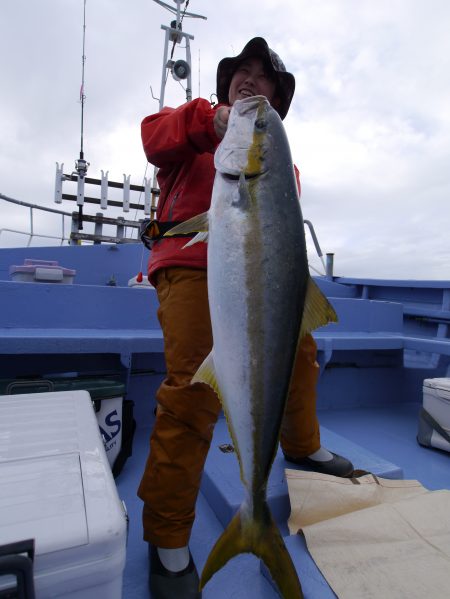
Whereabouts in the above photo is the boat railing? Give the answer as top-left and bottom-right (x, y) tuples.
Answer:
(0, 193), (72, 246)
(0, 193), (333, 276)
(304, 219), (334, 278)
(0, 193), (142, 246)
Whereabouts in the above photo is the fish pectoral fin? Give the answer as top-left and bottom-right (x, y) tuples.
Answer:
(300, 277), (338, 337)
(192, 351), (222, 401)
(200, 504), (303, 598)
(164, 211), (209, 246)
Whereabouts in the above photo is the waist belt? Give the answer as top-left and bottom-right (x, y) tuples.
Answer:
(140, 219), (193, 250)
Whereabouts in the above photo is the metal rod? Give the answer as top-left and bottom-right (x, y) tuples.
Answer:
(61, 173), (153, 193)
(304, 219), (327, 273)
(326, 253), (334, 280)
(0, 193), (72, 216)
(71, 211), (141, 228)
(62, 193), (148, 211)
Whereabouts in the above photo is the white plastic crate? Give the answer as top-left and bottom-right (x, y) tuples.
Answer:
(418, 378), (450, 453)
(0, 390), (127, 598)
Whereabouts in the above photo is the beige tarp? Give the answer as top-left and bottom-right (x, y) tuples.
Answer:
(286, 470), (450, 599)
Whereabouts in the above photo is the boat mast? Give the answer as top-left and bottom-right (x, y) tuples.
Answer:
(152, 0), (206, 110)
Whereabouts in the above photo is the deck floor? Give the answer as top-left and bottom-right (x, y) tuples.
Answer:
(116, 402), (449, 598)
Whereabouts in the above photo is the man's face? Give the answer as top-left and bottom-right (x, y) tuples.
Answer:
(228, 57), (278, 106)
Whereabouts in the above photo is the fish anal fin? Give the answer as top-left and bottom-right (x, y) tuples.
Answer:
(300, 277), (338, 338)
(192, 351), (222, 401)
(200, 503), (303, 599)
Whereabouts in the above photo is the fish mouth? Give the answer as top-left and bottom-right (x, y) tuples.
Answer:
(221, 170), (267, 181)
(233, 95), (269, 115)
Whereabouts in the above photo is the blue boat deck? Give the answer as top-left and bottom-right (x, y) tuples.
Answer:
(118, 403), (449, 598)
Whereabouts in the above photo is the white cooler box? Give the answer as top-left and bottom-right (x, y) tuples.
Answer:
(0, 390), (127, 598)
(417, 377), (450, 453)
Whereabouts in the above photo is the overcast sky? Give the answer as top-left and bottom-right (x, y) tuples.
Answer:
(2, 0), (450, 280)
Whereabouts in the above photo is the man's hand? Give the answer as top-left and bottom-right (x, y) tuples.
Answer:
(214, 106), (231, 139)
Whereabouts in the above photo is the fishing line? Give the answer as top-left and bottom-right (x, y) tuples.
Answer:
(132, 161), (149, 283)
(198, 48), (201, 97)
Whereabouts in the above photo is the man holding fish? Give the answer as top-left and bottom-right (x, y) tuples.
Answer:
(138, 37), (354, 598)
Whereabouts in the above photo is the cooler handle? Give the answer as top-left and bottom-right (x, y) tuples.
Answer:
(0, 539), (35, 599)
(5, 380), (55, 395)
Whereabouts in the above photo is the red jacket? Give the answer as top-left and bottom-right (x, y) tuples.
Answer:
(141, 98), (222, 284)
(141, 98), (301, 285)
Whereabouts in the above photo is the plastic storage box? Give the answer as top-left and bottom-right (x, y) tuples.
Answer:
(417, 377), (450, 453)
(0, 389), (127, 598)
(9, 259), (76, 284)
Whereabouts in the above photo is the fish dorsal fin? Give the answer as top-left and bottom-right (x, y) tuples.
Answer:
(192, 350), (223, 401)
(300, 277), (338, 338)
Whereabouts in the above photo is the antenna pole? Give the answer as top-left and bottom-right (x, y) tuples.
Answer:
(80, 0), (87, 161)
(74, 0), (90, 226)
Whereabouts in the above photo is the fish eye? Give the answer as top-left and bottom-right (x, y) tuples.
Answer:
(254, 118), (267, 130)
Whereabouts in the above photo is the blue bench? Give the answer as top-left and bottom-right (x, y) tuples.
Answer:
(0, 281), (164, 370)
(0, 282), (404, 362)
(315, 297), (404, 369)
(1, 281), (448, 377)
(333, 277), (450, 346)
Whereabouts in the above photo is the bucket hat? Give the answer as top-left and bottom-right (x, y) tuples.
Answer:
(216, 37), (295, 120)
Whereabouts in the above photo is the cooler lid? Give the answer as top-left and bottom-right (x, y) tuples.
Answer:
(423, 377), (450, 391)
(0, 453), (88, 554)
(0, 391), (123, 557)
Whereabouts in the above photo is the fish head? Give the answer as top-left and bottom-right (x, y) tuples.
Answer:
(214, 95), (284, 183)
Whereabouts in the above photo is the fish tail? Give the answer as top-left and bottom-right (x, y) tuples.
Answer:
(200, 503), (303, 599)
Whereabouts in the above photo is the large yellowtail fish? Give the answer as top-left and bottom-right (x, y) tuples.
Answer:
(166, 96), (337, 599)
